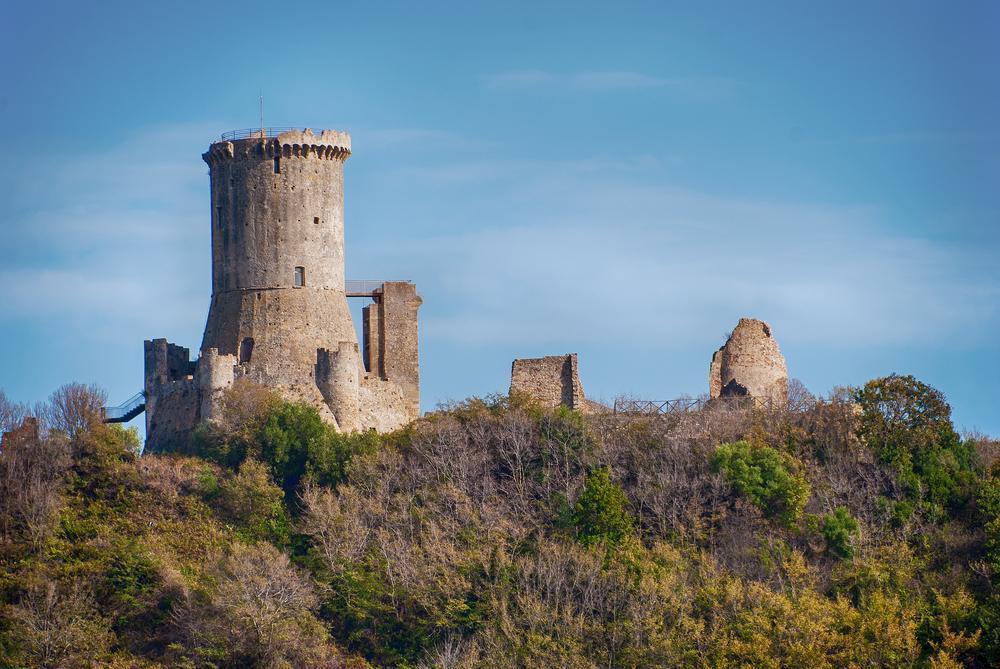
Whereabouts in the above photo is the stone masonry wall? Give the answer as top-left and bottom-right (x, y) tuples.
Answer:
(510, 354), (587, 411)
(377, 282), (421, 420)
(362, 302), (381, 375)
(144, 339), (200, 453)
(1, 417), (39, 451)
(709, 318), (788, 407)
(145, 378), (200, 453)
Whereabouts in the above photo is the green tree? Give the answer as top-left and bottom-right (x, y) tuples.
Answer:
(219, 459), (291, 544)
(194, 392), (379, 499)
(821, 506), (859, 559)
(573, 466), (635, 548)
(855, 374), (977, 510)
(711, 440), (810, 525)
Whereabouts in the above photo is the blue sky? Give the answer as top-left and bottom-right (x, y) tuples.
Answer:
(1, 0), (998, 434)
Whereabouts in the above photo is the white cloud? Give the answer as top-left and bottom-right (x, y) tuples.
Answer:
(351, 156), (999, 353)
(0, 123), (214, 346)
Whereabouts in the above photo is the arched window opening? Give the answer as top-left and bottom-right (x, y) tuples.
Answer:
(239, 337), (254, 364)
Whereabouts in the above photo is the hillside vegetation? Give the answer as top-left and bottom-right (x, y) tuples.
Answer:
(0, 376), (998, 668)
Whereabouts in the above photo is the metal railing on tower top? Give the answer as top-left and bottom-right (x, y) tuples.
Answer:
(220, 127), (300, 141)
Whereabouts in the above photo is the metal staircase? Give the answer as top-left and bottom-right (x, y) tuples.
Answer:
(103, 391), (146, 423)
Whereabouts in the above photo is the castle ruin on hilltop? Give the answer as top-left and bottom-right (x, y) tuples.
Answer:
(509, 318), (789, 413)
(709, 317), (788, 407)
(143, 129), (421, 452)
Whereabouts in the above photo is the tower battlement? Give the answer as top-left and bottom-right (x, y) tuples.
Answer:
(203, 128), (352, 165)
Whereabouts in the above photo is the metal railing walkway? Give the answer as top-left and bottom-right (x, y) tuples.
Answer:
(613, 396), (777, 415)
(345, 280), (385, 297)
(103, 391), (146, 424)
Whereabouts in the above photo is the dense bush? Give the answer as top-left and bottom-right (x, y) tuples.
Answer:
(193, 385), (378, 500)
(821, 506), (859, 559)
(711, 440), (811, 525)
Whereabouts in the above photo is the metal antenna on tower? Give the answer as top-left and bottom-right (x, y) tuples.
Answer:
(259, 93), (264, 139)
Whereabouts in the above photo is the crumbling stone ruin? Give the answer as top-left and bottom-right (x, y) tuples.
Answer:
(709, 318), (788, 407)
(144, 129), (421, 452)
(509, 353), (604, 413)
(0, 417), (39, 451)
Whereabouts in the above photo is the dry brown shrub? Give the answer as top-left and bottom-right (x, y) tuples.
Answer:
(0, 418), (71, 547)
(136, 453), (218, 504)
(216, 378), (280, 435)
(170, 541), (335, 668)
(7, 580), (114, 667)
(45, 382), (106, 438)
(0, 389), (29, 435)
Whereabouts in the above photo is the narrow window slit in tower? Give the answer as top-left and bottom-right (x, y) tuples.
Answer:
(294, 266), (305, 287)
(314, 216), (320, 225)
(273, 155), (281, 174)
(216, 206), (222, 225)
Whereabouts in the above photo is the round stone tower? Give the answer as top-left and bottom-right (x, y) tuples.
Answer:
(200, 129), (357, 405)
(142, 127), (420, 449)
(709, 318), (788, 407)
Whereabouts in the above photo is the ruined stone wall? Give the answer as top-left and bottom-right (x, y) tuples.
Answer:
(145, 378), (200, 453)
(197, 348), (239, 424)
(709, 351), (723, 398)
(362, 303), (381, 375)
(510, 354), (588, 411)
(709, 318), (788, 407)
(144, 339), (200, 453)
(376, 282), (421, 420)
(1, 417), (39, 451)
(316, 342), (361, 431)
(357, 378), (410, 433)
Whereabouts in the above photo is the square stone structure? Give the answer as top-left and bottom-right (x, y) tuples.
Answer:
(509, 353), (604, 413)
(144, 129), (421, 452)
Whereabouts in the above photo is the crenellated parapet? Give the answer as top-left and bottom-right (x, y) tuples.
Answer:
(202, 129), (351, 165)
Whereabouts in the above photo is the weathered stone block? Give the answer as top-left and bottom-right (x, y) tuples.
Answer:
(510, 353), (592, 412)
